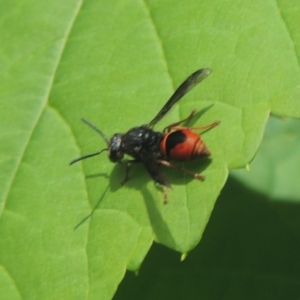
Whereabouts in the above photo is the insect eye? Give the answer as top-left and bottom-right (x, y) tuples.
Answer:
(109, 134), (124, 162)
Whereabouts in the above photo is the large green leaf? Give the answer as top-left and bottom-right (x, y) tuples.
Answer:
(1, 0), (300, 299)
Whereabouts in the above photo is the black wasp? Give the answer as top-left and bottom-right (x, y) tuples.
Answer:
(70, 68), (219, 202)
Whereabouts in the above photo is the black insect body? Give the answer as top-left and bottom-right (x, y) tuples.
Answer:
(70, 68), (219, 202)
(110, 126), (163, 162)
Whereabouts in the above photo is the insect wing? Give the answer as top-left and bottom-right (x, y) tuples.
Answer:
(148, 68), (212, 127)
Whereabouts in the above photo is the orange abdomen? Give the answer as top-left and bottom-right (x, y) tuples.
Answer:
(160, 129), (211, 161)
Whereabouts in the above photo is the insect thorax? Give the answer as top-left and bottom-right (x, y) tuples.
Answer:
(120, 125), (163, 160)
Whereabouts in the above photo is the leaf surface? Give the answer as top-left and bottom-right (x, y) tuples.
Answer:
(1, 0), (300, 299)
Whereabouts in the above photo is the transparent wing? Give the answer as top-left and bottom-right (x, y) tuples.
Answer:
(148, 68), (212, 127)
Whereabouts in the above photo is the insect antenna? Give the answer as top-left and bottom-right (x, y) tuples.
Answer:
(81, 118), (109, 144)
(69, 148), (108, 165)
(70, 118), (109, 165)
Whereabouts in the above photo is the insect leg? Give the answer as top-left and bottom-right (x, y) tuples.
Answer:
(170, 120), (220, 133)
(186, 120), (220, 132)
(163, 186), (168, 204)
(163, 110), (196, 133)
(157, 159), (205, 181)
(120, 159), (139, 185)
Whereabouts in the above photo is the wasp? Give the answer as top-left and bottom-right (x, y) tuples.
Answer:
(70, 68), (219, 202)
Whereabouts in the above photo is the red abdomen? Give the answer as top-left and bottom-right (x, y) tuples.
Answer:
(160, 129), (211, 161)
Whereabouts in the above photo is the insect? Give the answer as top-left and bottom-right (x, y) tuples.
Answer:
(70, 68), (219, 202)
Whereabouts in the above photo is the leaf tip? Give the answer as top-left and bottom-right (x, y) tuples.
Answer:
(181, 252), (188, 261)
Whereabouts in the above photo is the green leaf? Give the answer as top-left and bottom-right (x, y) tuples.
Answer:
(1, 0), (300, 299)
